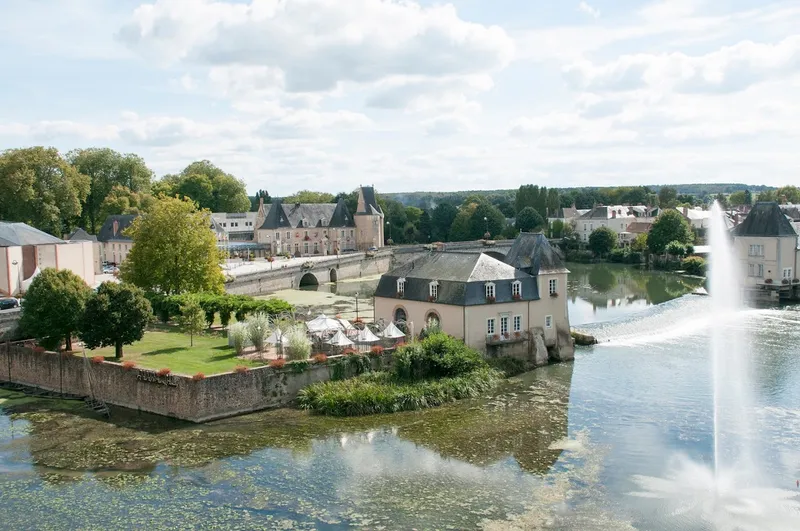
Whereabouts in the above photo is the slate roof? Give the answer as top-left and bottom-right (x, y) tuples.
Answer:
(625, 221), (653, 234)
(375, 252), (539, 306)
(551, 206), (578, 219)
(579, 206), (635, 220)
(0, 222), (64, 247)
(357, 186), (383, 216)
(733, 202), (798, 237)
(259, 200), (355, 230)
(779, 204), (800, 221)
(66, 228), (97, 242)
(503, 232), (569, 275)
(97, 215), (137, 242)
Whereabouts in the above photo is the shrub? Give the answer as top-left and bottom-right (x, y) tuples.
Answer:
(284, 325), (312, 360)
(393, 332), (486, 381)
(269, 358), (286, 369)
(666, 240), (688, 258)
(487, 356), (526, 377)
(290, 360), (311, 374)
(609, 248), (627, 263)
(218, 300), (233, 328)
(122, 360), (136, 371)
(682, 256), (707, 276)
(157, 368), (171, 376)
(565, 249), (594, 263)
(369, 345), (384, 358)
(312, 353), (328, 364)
(233, 365), (249, 374)
(229, 322), (248, 355)
(246, 313), (271, 352)
(192, 372), (206, 381)
(91, 355), (105, 364)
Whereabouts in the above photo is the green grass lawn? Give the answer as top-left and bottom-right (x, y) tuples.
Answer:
(88, 330), (264, 375)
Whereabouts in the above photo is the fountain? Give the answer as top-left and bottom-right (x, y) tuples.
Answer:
(631, 202), (800, 530)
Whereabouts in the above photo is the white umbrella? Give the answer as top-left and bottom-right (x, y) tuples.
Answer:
(327, 330), (354, 347)
(356, 327), (381, 343)
(380, 322), (406, 339)
(307, 314), (343, 333)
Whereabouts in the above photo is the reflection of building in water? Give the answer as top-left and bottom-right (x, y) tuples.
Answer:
(396, 363), (574, 474)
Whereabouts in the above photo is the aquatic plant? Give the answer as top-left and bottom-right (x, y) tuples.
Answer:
(156, 368), (171, 376)
(229, 322), (248, 355)
(284, 325), (311, 361)
(269, 358), (286, 369)
(246, 313), (271, 352)
(121, 360), (136, 371)
(233, 365), (249, 374)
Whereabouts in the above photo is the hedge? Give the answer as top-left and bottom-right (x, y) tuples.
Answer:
(146, 292), (293, 325)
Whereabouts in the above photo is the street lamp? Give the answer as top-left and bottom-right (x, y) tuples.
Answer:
(386, 221), (393, 245)
(483, 216), (489, 239)
(10, 260), (18, 296)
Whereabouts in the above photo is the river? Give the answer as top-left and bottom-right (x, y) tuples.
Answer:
(2, 264), (798, 530)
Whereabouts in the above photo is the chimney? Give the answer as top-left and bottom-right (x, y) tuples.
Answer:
(683, 207), (688, 216)
(295, 202), (301, 209)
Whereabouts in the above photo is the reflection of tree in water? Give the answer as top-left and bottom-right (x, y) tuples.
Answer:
(588, 265), (617, 293)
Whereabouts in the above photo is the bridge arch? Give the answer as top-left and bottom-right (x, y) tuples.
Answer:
(299, 272), (319, 288)
(329, 268), (338, 282)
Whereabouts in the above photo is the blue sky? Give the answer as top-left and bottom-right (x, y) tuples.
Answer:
(1, 0), (798, 195)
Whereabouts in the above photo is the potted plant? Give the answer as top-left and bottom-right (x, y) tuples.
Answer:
(304, 235), (311, 241)
(486, 295), (496, 303)
(765, 278), (774, 284)
(782, 278), (790, 285)
(514, 331), (522, 339)
(793, 278), (800, 284)
(428, 295), (436, 302)
(512, 293), (521, 300)
(491, 334), (500, 342)
(550, 292), (559, 298)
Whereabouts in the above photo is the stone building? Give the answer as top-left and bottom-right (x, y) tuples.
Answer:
(373, 232), (573, 363)
(254, 186), (384, 256)
(97, 215), (136, 266)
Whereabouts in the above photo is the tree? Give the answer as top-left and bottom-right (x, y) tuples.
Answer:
(157, 161), (250, 212)
(418, 210), (432, 242)
(728, 190), (747, 206)
(176, 173), (214, 209)
(334, 191), (359, 215)
(546, 189), (561, 217)
(666, 240), (688, 258)
(176, 296), (205, 347)
(515, 207), (545, 233)
(775, 185), (800, 204)
(743, 189), (753, 206)
(647, 210), (694, 254)
(121, 196), (224, 294)
(465, 202), (505, 240)
(551, 219), (565, 238)
(431, 203), (458, 241)
(631, 233), (649, 253)
(250, 189), (271, 211)
(99, 185), (156, 220)
(284, 190), (335, 204)
(715, 192), (728, 209)
(0, 147), (90, 235)
(79, 282), (152, 359)
(658, 186), (678, 209)
(67, 148), (153, 233)
(588, 226), (618, 257)
(405, 206), (423, 225)
(19, 268), (92, 351)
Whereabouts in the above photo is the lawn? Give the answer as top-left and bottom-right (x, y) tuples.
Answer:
(88, 330), (264, 375)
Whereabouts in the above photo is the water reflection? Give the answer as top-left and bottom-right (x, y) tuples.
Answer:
(568, 263), (704, 325)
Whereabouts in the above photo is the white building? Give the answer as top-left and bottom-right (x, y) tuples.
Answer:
(576, 206), (638, 245)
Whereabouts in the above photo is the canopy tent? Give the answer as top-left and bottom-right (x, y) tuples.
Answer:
(380, 322), (406, 339)
(307, 314), (343, 333)
(337, 318), (355, 331)
(327, 330), (354, 347)
(355, 327), (381, 343)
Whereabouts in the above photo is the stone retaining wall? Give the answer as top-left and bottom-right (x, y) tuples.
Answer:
(0, 344), (391, 422)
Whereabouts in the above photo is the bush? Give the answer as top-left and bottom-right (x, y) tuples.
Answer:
(369, 345), (384, 358)
(91, 355), (105, 364)
(233, 365), (249, 374)
(229, 322), (248, 355)
(609, 248), (627, 263)
(565, 249), (594, 263)
(269, 358), (286, 369)
(297, 368), (501, 416)
(122, 360), (136, 371)
(312, 353), (328, 364)
(192, 372), (206, 381)
(682, 256), (707, 276)
(393, 332), (487, 381)
(487, 356), (526, 377)
(157, 368), (171, 376)
(246, 313), (270, 352)
(284, 325), (312, 360)
(666, 240), (688, 257)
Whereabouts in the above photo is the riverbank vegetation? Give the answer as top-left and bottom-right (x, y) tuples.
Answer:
(298, 334), (502, 416)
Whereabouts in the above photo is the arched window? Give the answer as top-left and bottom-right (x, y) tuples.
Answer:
(425, 311), (440, 329)
(512, 280), (522, 298)
(485, 282), (496, 299)
(394, 307), (407, 323)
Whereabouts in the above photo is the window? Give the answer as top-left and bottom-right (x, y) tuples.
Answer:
(304, 242), (309, 254)
(583, 223), (587, 231)
(323, 230), (328, 238)
(545, 315), (553, 329)
(783, 267), (793, 279)
(429, 281), (439, 299)
(294, 243), (299, 253)
(313, 242), (319, 254)
(275, 232), (280, 241)
(500, 315), (509, 336)
(512, 280), (522, 298)
(513, 315), (522, 332)
(590, 223), (593, 231)
(286, 231), (290, 240)
(549, 278), (558, 295)
(304, 230), (309, 239)
(426, 312), (440, 328)
(350, 229), (354, 238)
(487, 318), (496, 335)
(341, 230), (345, 238)
(394, 307), (407, 322)
(748, 244), (764, 256)
(758, 264), (764, 277)
(749, 263), (764, 277)
(397, 278), (406, 296)
(221, 222), (226, 227)
(485, 282), (495, 299)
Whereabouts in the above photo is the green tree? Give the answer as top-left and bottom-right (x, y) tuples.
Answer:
(99, 185), (156, 221)
(728, 190), (747, 206)
(431, 203), (458, 241)
(666, 240), (688, 258)
(176, 296), (205, 347)
(551, 219), (565, 238)
(776, 185), (800, 204)
(250, 189), (271, 211)
(647, 210), (694, 254)
(284, 190), (336, 204)
(405, 206), (423, 225)
(631, 233), (649, 253)
(588, 226), (618, 257)
(515, 207), (545, 233)
(175, 172), (214, 209)
(658, 186), (678, 209)
(121, 196), (224, 294)
(333, 191), (359, 215)
(67, 148), (153, 233)
(79, 282), (152, 359)
(715, 192), (728, 209)
(157, 161), (250, 212)
(546, 188), (561, 217)
(0, 147), (90, 235)
(743, 189), (752, 206)
(418, 210), (432, 242)
(466, 202), (505, 240)
(19, 268), (92, 351)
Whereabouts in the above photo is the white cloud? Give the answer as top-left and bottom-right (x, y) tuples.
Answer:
(422, 115), (473, 137)
(578, 2), (600, 19)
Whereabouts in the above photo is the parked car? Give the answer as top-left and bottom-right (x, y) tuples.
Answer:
(0, 298), (20, 311)
(368, 246), (378, 251)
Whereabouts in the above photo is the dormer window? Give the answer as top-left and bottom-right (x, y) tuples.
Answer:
(321, 218), (326, 227)
(485, 282), (496, 300)
(397, 278), (406, 297)
(429, 281), (439, 300)
(512, 280), (522, 299)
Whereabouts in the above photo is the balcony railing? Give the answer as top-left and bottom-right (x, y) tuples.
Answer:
(486, 331), (527, 345)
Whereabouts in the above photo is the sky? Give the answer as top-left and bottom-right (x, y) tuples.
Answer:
(1, 0), (798, 196)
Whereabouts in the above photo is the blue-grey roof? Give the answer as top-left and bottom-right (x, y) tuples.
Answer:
(259, 200), (355, 230)
(66, 228), (97, 242)
(97, 215), (137, 242)
(0, 222), (64, 247)
(357, 186), (383, 216)
(734, 202), (797, 237)
(504, 232), (569, 275)
(375, 252), (539, 306)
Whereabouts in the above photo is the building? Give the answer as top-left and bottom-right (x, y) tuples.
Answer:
(732, 202), (800, 299)
(210, 212), (258, 242)
(373, 232), (572, 361)
(97, 215), (136, 266)
(254, 186), (384, 256)
(576, 206), (638, 244)
(0, 222), (96, 296)
(676, 206), (712, 230)
(66, 228), (102, 274)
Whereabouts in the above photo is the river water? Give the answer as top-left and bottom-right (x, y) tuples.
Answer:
(2, 264), (798, 530)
